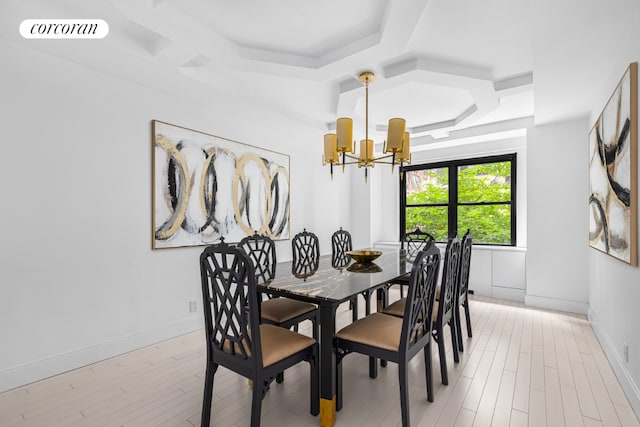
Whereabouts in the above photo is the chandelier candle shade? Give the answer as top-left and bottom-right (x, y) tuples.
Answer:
(322, 71), (411, 181)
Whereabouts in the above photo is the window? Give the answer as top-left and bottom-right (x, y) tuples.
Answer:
(400, 153), (516, 245)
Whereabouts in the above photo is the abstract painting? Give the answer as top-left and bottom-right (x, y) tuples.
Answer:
(152, 120), (290, 249)
(589, 62), (637, 265)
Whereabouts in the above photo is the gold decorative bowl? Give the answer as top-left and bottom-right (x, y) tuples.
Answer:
(346, 250), (382, 264)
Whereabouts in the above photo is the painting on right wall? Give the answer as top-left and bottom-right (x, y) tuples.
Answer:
(589, 62), (638, 266)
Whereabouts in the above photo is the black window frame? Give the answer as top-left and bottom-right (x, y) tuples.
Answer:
(399, 153), (517, 246)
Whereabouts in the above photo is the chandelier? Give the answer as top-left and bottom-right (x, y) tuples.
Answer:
(322, 71), (411, 182)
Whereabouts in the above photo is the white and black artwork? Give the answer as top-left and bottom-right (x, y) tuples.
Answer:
(589, 63), (637, 265)
(152, 120), (290, 249)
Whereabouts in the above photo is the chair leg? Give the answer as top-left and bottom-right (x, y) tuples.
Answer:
(455, 306), (464, 353)
(423, 343), (434, 402)
(450, 318), (459, 364)
(352, 297), (359, 322)
(200, 361), (218, 427)
(250, 377), (264, 427)
(399, 362), (410, 427)
(436, 325), (448, 385)
(336, 354), (343, 411)
(399, 285), (404, 299)
(369, 356), (378, 378)
(310, 352), (319, 416)
(464, 301), (472, 337)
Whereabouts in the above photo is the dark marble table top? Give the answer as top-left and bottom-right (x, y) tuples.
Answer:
(261, 248), (411, 304)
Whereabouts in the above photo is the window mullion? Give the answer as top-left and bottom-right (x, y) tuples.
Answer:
(449, 164), (458, 239)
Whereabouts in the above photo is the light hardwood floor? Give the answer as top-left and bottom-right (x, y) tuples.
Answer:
(1, 294), (639, 427)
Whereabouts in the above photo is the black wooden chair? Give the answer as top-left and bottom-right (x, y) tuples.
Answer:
(331, 227), (352, 269)
(238, 232), (319, 341)
(292, 229), (320, 279)
(331, 227), (360, 322)
(389, 228), (435, 299)
(199, 241), (319, 427)
(380, 238), (436, 318)
(383, 236), (461, 385)
(335, 244), (441, 427)
(430, 236), (461, 385)
(455, 229), (473, 352)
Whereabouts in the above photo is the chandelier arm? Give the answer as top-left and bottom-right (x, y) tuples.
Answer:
(343, 153), (360, 161)
(339, 160), (364, 165)
(371, 154), (395, 161)
(368, 160), (397, 165)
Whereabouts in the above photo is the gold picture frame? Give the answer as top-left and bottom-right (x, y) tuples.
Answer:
(588, 62), (638, 265)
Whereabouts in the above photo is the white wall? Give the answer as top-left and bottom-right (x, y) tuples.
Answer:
(526, 118), (590, 313)
(584, 7), (640, 416)
(0, 38), (348, 392)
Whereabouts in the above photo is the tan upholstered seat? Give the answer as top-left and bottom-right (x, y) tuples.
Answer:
(382, 298), (406, 318)
(336, 313), (403, 352)
(383, 298), (439, 322)
(260, 324), (316, 367)
(261, 298), (317, 324)
(224, 324), (316, 367)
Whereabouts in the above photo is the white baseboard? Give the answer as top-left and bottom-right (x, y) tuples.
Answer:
(491, 286), (525, 302)
(524, 294), (589, 315)
(589, 309), (640, 419)
(0, 316), (203, 393)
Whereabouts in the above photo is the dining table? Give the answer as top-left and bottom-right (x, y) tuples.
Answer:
(260, 248), (410, 427)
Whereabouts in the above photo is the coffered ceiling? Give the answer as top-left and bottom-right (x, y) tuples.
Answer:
(2, 0), (634, 150)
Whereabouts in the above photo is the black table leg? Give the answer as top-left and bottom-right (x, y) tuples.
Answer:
(319, 303), (337, 427)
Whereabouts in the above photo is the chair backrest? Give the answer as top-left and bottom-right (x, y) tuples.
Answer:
(458, 229), (473, 301)
(400, 243), (441, 355)
(292, 229), (320, 278)
(436, 236), (462, 324)
(404, 227), (435, 258)
(331, 227), (352, 269)
(238, 232), (277, 286)
(200, 241), (263, 371)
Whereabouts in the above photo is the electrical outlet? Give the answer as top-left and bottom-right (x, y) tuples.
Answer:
(189, 301), (197, 313)
(624, 343), (629, 363)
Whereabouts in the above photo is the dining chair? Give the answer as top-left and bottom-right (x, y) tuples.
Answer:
(335, 244), (441, 427)
(292, 229), (320, 279)
(331, 227), (352, 269)
(381, 239), (436, 318)
(455, 229), (473, 352)
(430, 236), (461, 384)
(238, 232), (319, 384)
(238, 232), (319, 340)
(199, 241), (319, 427)
(383, 236), (461, 385)
(331, 227), (360, 322)
(389, 228), (435, 299)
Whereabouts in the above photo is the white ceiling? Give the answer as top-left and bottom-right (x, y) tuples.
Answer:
(2, 0), (636, 149)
